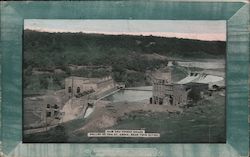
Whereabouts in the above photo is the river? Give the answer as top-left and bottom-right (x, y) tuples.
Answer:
(104, 86), (152, 102)
(168, 60), (225, 69)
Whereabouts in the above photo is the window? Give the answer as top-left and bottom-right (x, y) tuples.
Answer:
(54, 104), (58, 109)
(169, 96), (173, 105)
(77, 87), (80, 93)
(68, 86), (72, 93)
(159, 98), (163, 105)
(46, 112), (51, 117)
(47, 104), (50, 108)
(54, 111), (59, 116)
(150, 97), (153, 104)
(186, 87), (191, 91)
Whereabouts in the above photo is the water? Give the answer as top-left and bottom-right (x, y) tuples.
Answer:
(104, 86), (152, 102)
(176, 61), (225, 69)
(84, 107), (94, 118)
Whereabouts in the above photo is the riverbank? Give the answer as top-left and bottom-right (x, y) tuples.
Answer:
(73, 94), (225, 143)
(23, 93), (225, 143)
(74, 99), (182, 134)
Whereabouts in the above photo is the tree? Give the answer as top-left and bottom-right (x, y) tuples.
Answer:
(39, 77), (49, 89)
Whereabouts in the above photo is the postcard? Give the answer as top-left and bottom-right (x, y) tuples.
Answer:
(22, 19), (226, 143)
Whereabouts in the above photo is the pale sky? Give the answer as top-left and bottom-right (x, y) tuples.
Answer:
(24, 20), (226, 41)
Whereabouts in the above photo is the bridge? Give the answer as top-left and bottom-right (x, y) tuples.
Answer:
(91, 89), (120, 104)
(123, 86), (152, 91)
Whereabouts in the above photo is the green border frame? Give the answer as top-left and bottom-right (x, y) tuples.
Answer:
(0, 1), (249, 157)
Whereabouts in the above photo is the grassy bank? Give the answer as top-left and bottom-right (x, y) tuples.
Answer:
(24, 94), (225, 143)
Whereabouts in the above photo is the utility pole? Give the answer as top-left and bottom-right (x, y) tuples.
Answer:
(71, 77), (74, 98)
(45, 113), (47, 131)
(70, 77), (74, 109)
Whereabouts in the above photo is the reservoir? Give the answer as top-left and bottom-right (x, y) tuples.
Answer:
(104, 86), (152, 102)
(175, 60), (225, 69)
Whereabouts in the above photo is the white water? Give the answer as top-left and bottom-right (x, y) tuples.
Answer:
(84, 107), (94, 118)
(177, 74), (224, 84)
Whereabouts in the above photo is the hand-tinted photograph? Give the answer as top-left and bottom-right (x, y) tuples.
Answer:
(23, 20), (226, 143)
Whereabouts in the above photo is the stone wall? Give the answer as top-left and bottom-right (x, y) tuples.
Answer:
(173, 84), (189, 106)
(152, 80), (208, 107)
(65, 76), (115, 99)
(65, 77), (97, 98)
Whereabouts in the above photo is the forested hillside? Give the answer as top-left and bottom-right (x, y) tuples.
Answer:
(23, 30), (226, 91)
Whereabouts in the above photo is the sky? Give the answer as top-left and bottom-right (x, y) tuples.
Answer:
(24, 20), (226, 41)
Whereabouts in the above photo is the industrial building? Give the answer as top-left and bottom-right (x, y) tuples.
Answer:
(151, 68), (216, 107)
(23, 94), (64, 130)
(65, 76), (115, 98)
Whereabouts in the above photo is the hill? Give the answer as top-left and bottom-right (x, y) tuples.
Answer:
(23, 30), (226, 91)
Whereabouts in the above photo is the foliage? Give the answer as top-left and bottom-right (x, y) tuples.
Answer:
(23, 30), (226, 90)
(24, 30), (225, 69)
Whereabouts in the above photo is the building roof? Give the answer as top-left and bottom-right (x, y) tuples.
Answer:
(176, 73), (224, 85)
(185, 82), (209, 86)
(152, 71), (171, 80)
(65, 76), (112, 84)
(65, 76), (89, 81)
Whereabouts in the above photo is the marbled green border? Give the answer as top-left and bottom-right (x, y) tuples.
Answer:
(0, 1), (249, 157)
